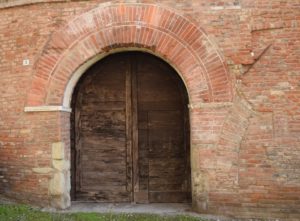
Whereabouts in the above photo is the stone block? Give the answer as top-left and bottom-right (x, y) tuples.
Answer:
(51, 194), (71, 209)
(65, 171), (71, 192)
(52, 160), (70, 172)
(32, 167), (53, 174)
(49, 172), (65, 196)
(52, 142), (65, 160)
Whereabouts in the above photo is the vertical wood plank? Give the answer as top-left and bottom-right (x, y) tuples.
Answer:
(125, 55), (133, 200)
(131, 54), (140, 201)
(75, 90), (83, 195)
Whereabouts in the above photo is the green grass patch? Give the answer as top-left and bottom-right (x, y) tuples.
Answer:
(0, 204), (208, 221)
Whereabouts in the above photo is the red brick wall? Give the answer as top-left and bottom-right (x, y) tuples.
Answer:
(0, 0), (299, 219)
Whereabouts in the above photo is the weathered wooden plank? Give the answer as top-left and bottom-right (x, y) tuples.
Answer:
(80, 136), (126, 148)
(74, 53), (130, 202)
(132, 54), (142, 202)
(125, 55), (133, 197)
(81, 101), (125, 111)
(138, 124), (149, 194)
(149, 192), (191, 203)
(138, 102), (182, 111)
(136, 52), (191, 203)
(79, 186), (128, 192)
(149, 184), (185, 191)
(76, 190), (130, 202)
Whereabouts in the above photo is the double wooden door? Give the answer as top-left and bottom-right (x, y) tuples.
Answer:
(71, 52), (191, 203)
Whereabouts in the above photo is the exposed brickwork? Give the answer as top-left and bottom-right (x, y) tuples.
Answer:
(27, 3), (233, 106)
(0, 0), (299, 220)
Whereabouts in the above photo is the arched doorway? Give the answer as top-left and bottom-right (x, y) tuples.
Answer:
(24, 2), (234, 211)
(71, 51), (191, 203)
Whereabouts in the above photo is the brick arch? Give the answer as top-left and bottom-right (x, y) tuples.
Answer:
(27, 3), (233, 107)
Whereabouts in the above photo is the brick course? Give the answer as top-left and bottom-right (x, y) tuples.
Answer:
(0, 0), (299, 220)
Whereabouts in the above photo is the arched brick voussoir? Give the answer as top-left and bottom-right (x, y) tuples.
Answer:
(27, 3), (233, 107)
(45, 26), (211, 105)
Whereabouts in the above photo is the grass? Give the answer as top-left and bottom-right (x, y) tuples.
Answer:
(0, 204), (209, 221)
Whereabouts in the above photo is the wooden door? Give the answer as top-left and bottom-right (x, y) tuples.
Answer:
(71, 54), (131, 202)
(135, 53), (191, 203)
(71, 52), (190, 203)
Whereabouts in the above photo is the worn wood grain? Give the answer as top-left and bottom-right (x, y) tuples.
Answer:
(73, 54), (130, 202)
(71, 52), (190, 203)
(136, 53), (191, 203)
